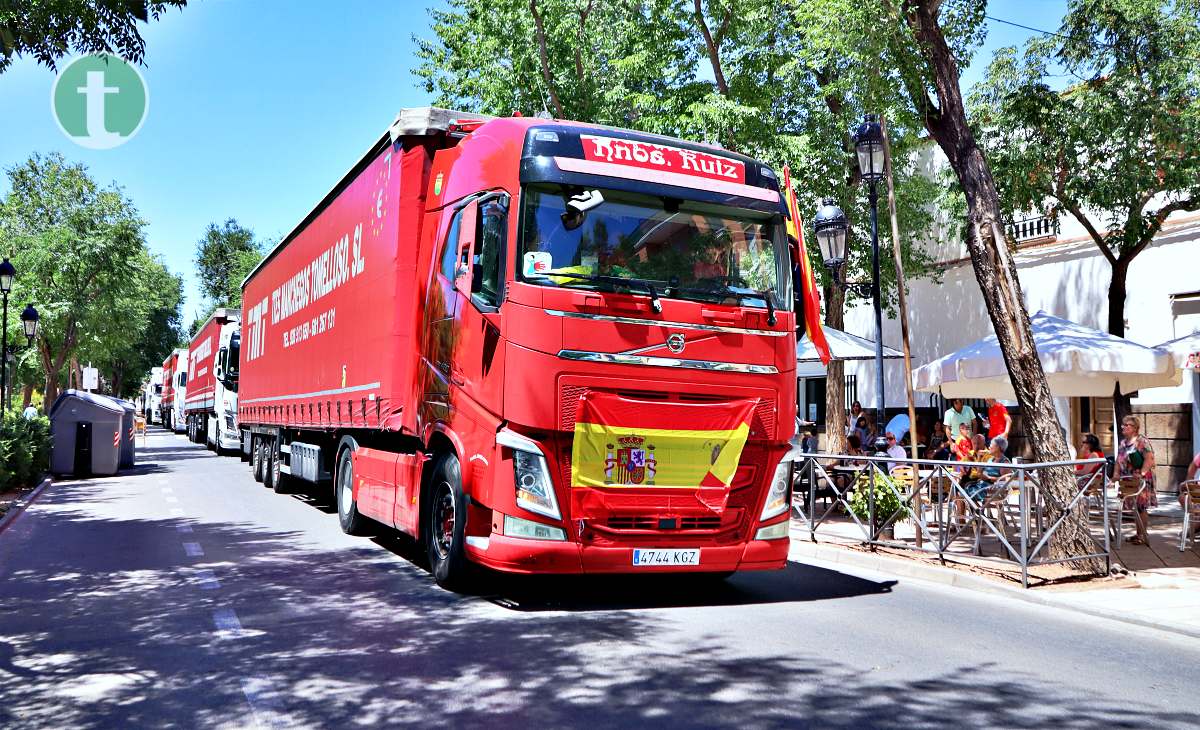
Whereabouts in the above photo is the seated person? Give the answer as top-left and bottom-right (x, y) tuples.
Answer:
(1180, 449), (1200, 511)
(801, 430), (819, 454)
(977, 436), (1012, 488)
(954, 434), (995, 522)
(1075, 433), (1105, 482)
(884, 431), (907, 472)
(926, 422), (945, 456)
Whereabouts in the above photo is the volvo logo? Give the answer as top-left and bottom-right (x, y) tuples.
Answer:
(666, 333), (686, 354)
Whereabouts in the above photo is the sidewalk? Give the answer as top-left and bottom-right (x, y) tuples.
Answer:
(790, 498), (1200, 640)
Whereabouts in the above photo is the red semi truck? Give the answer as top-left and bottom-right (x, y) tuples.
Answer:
(185, 308), (241, 452)
(238, 107), (799, 589)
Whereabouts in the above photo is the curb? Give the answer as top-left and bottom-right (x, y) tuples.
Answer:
(0, 477), (53, 537)
(790, 535), (1200, 642)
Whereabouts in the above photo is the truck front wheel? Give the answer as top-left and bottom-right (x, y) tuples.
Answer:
(335, 445), (371, 536)
(425, 453), (472, 592)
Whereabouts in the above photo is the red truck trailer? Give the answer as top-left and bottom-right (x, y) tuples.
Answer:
(161, 350), (179, 431)
(239, 107), (799, 590)
(184, 308), (241, 452)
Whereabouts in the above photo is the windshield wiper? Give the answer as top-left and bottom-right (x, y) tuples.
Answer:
(540, 271), (663, 313)
(675, 285), (777, 325)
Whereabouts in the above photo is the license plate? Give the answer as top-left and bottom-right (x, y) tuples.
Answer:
(632, 548), (700, 566)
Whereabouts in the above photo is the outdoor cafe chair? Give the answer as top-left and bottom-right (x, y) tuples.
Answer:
(970, 476), (1017, 557)
(1079, 470), (1116, 544)
(1179, 480), (1200, 552)
(1114, 476), (1149, 548)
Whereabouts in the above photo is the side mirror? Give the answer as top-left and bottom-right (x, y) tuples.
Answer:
(455, 202), (478, 293)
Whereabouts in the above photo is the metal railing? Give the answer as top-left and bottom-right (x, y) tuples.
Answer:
(792, 453), (1111, 587)
(1006, 215), (1059, 244)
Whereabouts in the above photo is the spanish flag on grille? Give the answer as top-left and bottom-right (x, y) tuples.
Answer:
(571, 391), (756, 491)
(782, 165), (831, 366)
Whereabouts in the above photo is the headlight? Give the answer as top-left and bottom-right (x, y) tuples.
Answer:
(503, 514), (566, 541)
(755, 521), (791, 540)
(760, 459), (793, 520)
(497, 428), (562, 521)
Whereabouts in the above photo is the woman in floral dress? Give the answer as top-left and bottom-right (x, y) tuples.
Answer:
(1116, 415), (1157, 545)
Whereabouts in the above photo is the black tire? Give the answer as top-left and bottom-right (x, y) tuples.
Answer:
(424, 452), (472, 591)
(252, 437), (265, 483)
(271, 442), (290, 494)
(263, 440), (277, 490)
(336, 444), (371, 536)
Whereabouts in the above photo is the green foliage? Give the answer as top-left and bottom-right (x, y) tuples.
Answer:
(0, 411), (50, 491)
(971, 0), (1200, 263)
(847, 469), (907, 528)
(194, 218), (265, 309)
(414, 0), (945, 313)
(0, 152), (184, 402)
(0, 0), (187, 74)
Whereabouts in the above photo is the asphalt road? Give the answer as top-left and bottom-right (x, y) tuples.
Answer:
(1, 428), (1198, 729)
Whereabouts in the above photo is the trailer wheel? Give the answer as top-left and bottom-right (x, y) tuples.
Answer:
(251, 437), (265, 483)
(271, 442), (290, 494)
(335, 444), (371, 536)
(263, 441), (277, 491)
(425, 452), (472, 592)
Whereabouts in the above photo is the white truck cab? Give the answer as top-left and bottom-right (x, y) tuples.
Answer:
(173, 350), (189, 434)
(146, 367), (164, 424)
(208, 321), (241, 452)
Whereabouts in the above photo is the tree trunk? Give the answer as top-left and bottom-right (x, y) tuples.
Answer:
(905, 0), (1102, 572)
(824, 283), (847, 454)
(1108, 257), (1132, 425)
(21, 383), (33, 409)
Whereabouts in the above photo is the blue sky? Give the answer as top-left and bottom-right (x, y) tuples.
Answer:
(0, 0), (1065, 324)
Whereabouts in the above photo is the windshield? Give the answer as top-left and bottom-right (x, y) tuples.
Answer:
(519, 185), (791, 307)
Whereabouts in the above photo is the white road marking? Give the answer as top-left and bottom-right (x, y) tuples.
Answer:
(240, 675), (296, 729)
(195, 569), (221, 590)
(213, 607), (242, 633)
(164, 496), (179, 503)
(170, 508), (184, 516)
(161, 487), (174, 494)
(176, 524), (193, 533)
(183, 542), (204, 557)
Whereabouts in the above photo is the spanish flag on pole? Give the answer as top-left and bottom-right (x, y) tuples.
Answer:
(782, 165), (831, 366)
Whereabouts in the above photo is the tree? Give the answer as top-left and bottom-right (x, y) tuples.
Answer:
(0, 0), (187, 74)
(416, 0), (943, 449)
(195, 218), (263, 309)
(78, 251), (183, 398)
(972, 0), (1200, 422)
(0, 153), (157, 407)
(794, 0), (1093, 565)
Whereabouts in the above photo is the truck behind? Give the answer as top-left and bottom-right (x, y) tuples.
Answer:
(184, 309), (241, 452)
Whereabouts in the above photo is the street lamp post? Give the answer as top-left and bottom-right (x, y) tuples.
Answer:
(0, 258), (14, 412)
(14, 304), (40, 410)
(813, 113), (889, 453)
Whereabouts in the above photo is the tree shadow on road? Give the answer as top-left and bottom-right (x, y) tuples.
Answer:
(1, 477), (1196, 729)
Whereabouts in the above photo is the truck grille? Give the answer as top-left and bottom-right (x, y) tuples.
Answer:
(558, 385), (776, 437)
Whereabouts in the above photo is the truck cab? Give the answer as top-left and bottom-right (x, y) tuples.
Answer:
(208, 321), (241, 452)
(172, 351), (189, 434)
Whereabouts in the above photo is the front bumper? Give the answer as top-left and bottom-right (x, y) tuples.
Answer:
(465, 531), (790, 574)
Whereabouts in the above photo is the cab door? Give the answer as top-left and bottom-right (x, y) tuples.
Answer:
(450, 193), (508, 422)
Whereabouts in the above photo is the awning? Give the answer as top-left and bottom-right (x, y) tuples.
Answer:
(912, 311), (1181, 398)
(1153, 331), (1200, 370)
